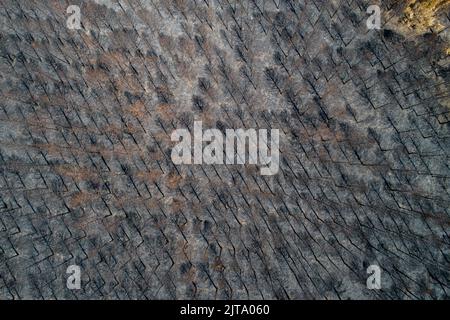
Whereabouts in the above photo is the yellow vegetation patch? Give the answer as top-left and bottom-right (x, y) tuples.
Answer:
(156, 103), (177, 121)
(128, 101), (147, 118)
(166, 172), (184, 189)
(69, 191), (99, 208)
(135, 170), (162, 183)
(402, 0), (450, 33)
(55, 164), (98, 181)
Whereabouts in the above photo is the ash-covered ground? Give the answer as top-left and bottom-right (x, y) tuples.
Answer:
(0, 0), (449, 299)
